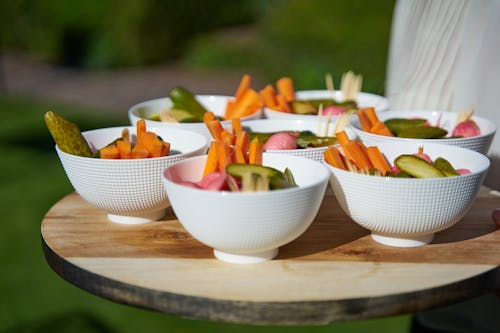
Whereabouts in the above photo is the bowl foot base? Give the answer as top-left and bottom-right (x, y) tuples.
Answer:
(371, 233), (434, 247)
(107, 209), (166, 224)
(213, 248), (279, 264)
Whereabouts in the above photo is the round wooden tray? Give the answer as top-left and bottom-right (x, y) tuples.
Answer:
(41, 187), (500, 325)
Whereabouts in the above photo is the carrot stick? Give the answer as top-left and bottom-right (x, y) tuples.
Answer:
(225, 100), (235, 118)
(259, 84), (278, 108)
(366, 146), (391, 175)
(276, 77), (295, 102)
(221, 130), (234, 146)
(136, 119), (147, 144)
(203, 111), (217, 123)
(131, 142), (149, 159)
(335, 130), (350, 146)
(324, 146), (347, 170)
(362, 107), (379, 125)
(100, 144), (120, 159)
(203, 141), (219, 175)
(276, 94), (291, 113)
(231, 118), (243, 135)
(161, 141), (170, 156)
(226, 88), (262, 119)
(116, 140), (132, 159)
(344, 141), (373, 171)
(233, 146), (247, 164)
(235, 74), (251, 100)
(370, 121), (394, 136)
(248, 139), (263, 165)
(357, 108), (373, 132)
(215, 141), (233, 171)
(235, 130), (250, 156)
(206, 119), (224, 141)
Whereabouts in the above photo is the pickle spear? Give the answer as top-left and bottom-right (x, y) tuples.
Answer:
(394, 155), (445, 178)
(44, 111), (93, 157)
(433, 157), (460, 176)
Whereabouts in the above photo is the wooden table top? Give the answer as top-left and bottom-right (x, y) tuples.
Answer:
(41, 187), (500, 325)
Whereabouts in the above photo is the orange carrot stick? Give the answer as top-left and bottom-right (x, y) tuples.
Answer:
(235, 130), (250, 156)
(203, 111), (217, 123)
(136, 119), (147, 144)
(259, 84), (278, 109)
(248, 139), (263, 165)
(215, 141), (233, 170)
(366, 146), (391, 175)
(344, 141), (373, 171)
(362, 107), (379, 125)
(203, 141), (219, 175)
(142, 132), (164, 157)
(131, 142), (149, 159)
(116, 140), (132, 159)
(324, 146), (347, 170)
(221, 130), (234, 146)
(100, 144), (120, 159)
(226, 88), (262, 119)
(357, 109), (373, 132)
(233, 146), (247, 164)
(276, 77), (295, 102)
(370, 121), (394, 137)
(276, 94), (291, 113)
(231, 118), (243, 135)
(206, 119), (224, 141)
(335, 130), (350, 146)
(161, 141), (170, 156)
(235, 74), (251, 100)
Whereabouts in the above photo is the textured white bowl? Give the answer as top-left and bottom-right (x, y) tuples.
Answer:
(162, 153), (330, 263)
(264, 90), (389, 120)
(129, 95), (263, 139)
(56, 126), (208, 224)
(351, 110), (497, 154)
(325, 141), (490, 247)
(241, 118), (356, 162)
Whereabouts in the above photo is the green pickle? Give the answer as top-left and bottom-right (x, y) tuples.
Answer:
(168, 86), (208, 122)
(44, 111), (93, 157)
(394, 155), (445, 178)
(226, 163), (296, 190)
(384, 118), (427, 135)
(433, 157), (460, 176)
(396, 126), (448, 139)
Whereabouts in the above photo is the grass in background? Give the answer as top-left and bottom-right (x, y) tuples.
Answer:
(184, 0), (395, 95)
(0, 93), (411, 332)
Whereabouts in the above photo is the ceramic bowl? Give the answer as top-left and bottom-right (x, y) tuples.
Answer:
(351, 110), (497, 154)
(325, 141), (490, 247)
(162, 153), (330, 264)
(128, 95), (263, 139)
(264, 90), (389, 120)
(241, 118), (356, 162)
(56, 126), (208, 224)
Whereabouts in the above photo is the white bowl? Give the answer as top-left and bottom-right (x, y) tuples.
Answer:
(241, 118), (356, 161)
(129, 95), (263, 139)
(351, 110), (497, 154)
(56, 126), (209, 224)
(325, 141), (490, 247)
(264, 90), (389, 120)
(162, 153), (330, 264)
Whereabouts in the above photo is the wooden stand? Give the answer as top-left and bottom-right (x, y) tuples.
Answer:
(41, 187), (500, 325)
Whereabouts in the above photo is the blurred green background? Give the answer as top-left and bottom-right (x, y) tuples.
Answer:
(0, 1), (413, 332)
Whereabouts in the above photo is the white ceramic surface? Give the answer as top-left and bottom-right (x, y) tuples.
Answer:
(129, 95), (263, 139)
(264, 90), (389, 120)
(162, 153), (330, 263)
(325, 141), (490, 247)
(351, 110), (497, 154)
(241, 118), (356, 162)
(56, 126), (209, 224)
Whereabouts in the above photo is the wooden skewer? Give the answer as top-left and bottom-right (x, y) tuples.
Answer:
(325, 73), (335, 100)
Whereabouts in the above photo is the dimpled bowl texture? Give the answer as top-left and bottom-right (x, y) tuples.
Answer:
(162, 153), (330, 264)
(56, 126), (208, 224)
(264, 90), (389, 120)
(351, 110), (497, 154)
(325, 141), (490, 247)
(128, 95), (262, 139)
(241, 118), (356, 162)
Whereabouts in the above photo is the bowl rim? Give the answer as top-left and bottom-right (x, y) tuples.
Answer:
(163, 154), (330, 196)
(323, 142), (491, 181)
(55, 125), (208, 161)
(128, 95), (261, 124)
(351, 109), (497, 141)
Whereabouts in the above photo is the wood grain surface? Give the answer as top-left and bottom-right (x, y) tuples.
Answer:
(41, 187), (500, 324)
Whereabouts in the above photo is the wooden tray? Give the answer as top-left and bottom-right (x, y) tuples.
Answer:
(41, 187), (500, 325)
